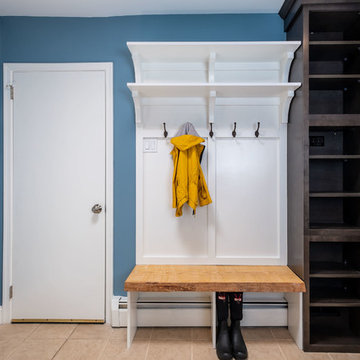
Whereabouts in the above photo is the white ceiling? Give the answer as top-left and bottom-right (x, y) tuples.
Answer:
(0, 0), (285, 17)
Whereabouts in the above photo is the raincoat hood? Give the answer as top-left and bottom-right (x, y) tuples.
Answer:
(171, 134), (205, 152)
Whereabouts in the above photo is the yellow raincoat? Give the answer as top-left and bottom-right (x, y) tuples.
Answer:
(170, 134), (212, 217)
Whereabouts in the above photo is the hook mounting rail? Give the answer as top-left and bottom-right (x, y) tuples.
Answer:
(255, 122), (260, 138)
(232, 122), (237, 138)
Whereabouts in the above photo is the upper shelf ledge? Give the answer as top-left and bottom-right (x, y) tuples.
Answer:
(127, 82), (301, 97)
(128, 82), (301, 125)
(127, 41), (301, 83)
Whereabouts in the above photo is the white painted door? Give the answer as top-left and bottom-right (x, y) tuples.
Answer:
(11, 67), (106, 321)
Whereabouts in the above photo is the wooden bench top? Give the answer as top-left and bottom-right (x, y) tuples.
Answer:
(124, 265), (306, 292)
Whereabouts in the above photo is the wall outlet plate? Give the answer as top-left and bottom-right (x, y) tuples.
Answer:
(310, 136), (325, 147)
(143, 138), (158, 153)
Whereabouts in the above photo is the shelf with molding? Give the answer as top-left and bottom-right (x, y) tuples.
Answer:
(128, 41), (301, 83)
(128, 82), (301, 124)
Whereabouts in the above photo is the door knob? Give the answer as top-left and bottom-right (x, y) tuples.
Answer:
(92, 204), (102, 214)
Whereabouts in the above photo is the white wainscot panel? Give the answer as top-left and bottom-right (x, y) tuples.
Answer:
(143, 139), (209, 259)
(215, 62), (280, 83)
(215, 138), (280, 261)
(214, 101), (279, 138)
(142, 102), (207, 136)
(142, 63), (208, 84)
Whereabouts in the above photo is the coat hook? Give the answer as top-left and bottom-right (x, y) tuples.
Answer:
(163, 123), (168, 138)
(232, 122), (237, 138)
(255, 122), (260, 138)
(209, 123), (214, 138)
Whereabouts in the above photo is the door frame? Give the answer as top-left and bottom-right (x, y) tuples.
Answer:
(2, 63), (114, 324)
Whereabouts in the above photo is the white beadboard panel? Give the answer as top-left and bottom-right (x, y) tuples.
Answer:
(141, 63), (280, 83)
(214, 103), (280, 138)
(141, 100), (280, 139)
(215, 138), (281, 262)
(143, 68), (208, 83)
(142, 104), (207, 131)
(142, 139), (209, 260)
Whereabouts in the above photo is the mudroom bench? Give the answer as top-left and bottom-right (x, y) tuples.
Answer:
(124, 265), (306, 348)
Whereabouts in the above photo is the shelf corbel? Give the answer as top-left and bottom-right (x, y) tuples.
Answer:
(280, 52), (295, 82)
(131, 90), (142, 124)
(132, 53), (142, 83)
(208, 90), (216, 127)
(281, 90), (295, 124)
(208, 52), (216, 83)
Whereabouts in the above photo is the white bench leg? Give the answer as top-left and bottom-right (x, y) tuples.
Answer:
(127, 291), (138, 349)
(211, 292), (216, 348)
(285, 292), (303, 350)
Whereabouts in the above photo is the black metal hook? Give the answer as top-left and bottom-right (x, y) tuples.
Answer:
(255, 122), (260, 138)
(163, 123), (168, 138)
(232, 122), (237, 138)
(209, 123), (214, 138)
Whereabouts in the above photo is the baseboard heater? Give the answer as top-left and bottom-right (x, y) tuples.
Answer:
(114, 296), (288, 327)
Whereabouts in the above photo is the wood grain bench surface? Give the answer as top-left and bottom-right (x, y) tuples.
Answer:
(124, 265), (306, 292)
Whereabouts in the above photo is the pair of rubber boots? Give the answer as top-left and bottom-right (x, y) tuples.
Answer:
(216, 320), (247, 360)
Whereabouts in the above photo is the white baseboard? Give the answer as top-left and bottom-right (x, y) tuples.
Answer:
(0, 306), (3, 324)
(112, 296), (287, 328)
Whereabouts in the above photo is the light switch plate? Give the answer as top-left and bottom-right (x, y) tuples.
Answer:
(143, 138), (158, 153)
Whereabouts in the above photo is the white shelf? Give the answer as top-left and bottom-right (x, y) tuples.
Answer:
(128, 82), (301, 97)
(128, 41), (301, 84)
(128, 41), (301, 63)
(128, 82), (301, 124)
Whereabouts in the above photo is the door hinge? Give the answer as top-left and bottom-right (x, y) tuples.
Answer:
(7, 84), (14, 100)
(9, 285), (13, 299)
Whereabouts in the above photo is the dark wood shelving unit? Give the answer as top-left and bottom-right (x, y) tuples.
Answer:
(311, 300), (360, 307)
(310, 193), (360, 197)
(310, 41), (360, 45)
(280, 0), (360, 353)
(310, 155), (360, 159)
(310, 271), (360, 279)
(309, 74), (360, 78)
(309, 114), (360, 127)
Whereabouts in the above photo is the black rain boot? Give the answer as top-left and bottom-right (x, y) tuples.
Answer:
(216, 293), (232, 360)
(216, 320), (233, 360)
(229, 293), (247, 360)
(230, 320), (248, 360)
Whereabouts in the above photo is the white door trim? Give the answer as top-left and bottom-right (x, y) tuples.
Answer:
(2, 62), (114, 324)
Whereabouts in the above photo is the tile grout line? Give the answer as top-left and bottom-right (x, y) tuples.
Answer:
(277, 341), (288, 360)
(144, 327), (153, 360)
(4, 323), (41, 360)
(96, 336), (110, 360)
(190, 328), (193, 360)
(190, 339), (194, 360)
(50, 324), (78, 360)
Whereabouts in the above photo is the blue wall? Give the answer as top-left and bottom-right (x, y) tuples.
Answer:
(0, 14), (285, 304)
(0, 18), (3, 304)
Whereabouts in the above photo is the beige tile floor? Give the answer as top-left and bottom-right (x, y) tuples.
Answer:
(0, 324), (359, 360)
